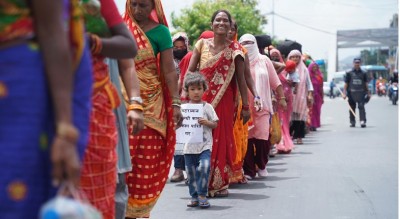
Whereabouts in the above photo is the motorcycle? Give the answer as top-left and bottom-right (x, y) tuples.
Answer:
(376, 82), (387, 96)
(389, 82), (398, 105)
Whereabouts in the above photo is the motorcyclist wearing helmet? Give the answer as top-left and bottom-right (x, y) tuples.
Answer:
(388, 70), (398, 99)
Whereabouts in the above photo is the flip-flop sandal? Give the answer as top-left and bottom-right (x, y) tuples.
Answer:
(199, 197), (210, 209)
(187, 198), (199, 207)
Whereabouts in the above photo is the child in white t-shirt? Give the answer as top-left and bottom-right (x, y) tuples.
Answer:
(180, 72), (218, 209)
(285, 60), (300, 94)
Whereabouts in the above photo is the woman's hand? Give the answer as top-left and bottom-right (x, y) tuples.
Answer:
(173, 106), (183, 128)
(51, 124), (80, 187)
(128, 110), (144, 135)
(279, 98), (287, 111)
(254, 97), (263, 112)
(307, 95), (314, 107)
(241, 109), (251, 125)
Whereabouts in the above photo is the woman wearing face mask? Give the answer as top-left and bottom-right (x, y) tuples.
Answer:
(123, 0), (182, 217)
(288, 50), (314, 145)
(239, 34), (286, 180)
(171, 32), (189, 183)
(187, 9), (250, 197)
(172, 32), (189, 75)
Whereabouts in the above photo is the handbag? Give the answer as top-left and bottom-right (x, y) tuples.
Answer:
(269, 113), (282, 145)
(39, 183), (103, 219)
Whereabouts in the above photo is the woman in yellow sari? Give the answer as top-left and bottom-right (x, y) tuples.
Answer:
(123, 0), (182, 217)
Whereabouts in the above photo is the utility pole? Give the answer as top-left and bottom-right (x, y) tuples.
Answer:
(271, 0), (275, 39)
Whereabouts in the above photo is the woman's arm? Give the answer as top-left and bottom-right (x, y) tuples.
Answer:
(244, 55), (262, 111)
(160, 48), (183, 126)
(272, 61), (286, 74)
(98, 23), (137, 59)
(305, 71), (314, 105)
(235, 56), (250, 124)
(118, 59), (144, 135)
(187, 42), (202, 72)
(244, 54), (258, 97)
(275, 85), (287, 111)
(32, 0), (79, 186)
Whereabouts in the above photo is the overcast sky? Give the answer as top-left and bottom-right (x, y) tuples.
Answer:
(115, 0), (398, 73)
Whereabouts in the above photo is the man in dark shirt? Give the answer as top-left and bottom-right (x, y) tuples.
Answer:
(388, 70), (398, 99)
(342, 58), (370, 128)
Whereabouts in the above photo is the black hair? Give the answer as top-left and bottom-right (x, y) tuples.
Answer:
(211, 9), (232, 24)
(231, 20), (238, 30)
(183, 72), (208, 92)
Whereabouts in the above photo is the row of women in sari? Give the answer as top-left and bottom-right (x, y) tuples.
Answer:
(0, 0), (324, 218)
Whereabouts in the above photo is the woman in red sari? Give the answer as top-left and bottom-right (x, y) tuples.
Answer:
(79, 0), (141, 218)
(123, 0), (182, 217)
(187, 10), (250, 197)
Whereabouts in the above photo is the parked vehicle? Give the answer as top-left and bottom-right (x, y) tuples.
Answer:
(332, 71), (346, 94)
(323, 82), (340, 97)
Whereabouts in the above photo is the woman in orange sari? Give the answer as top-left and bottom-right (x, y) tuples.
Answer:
(123, 0), (182, 217)
(227, 21), (261, 184)
(187, 10), (250, 197)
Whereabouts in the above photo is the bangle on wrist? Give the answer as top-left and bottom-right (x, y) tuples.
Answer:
(279, 96), (286, 100)
(89, 33), (102, 55)
(128, 103), (144, 111)
(172, 97), (181, 105)
(172, 103), (181, 108)
(242, 104), (250, 111)
(56, 123), (79, 144)
(129, 96), (143, 105)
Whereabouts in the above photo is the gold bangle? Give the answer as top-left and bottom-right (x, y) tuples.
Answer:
(56, 123), (79, 144)
(172, 98), (181, 105)
(279, 97), (286, 100)
(128, 104), (144, 111)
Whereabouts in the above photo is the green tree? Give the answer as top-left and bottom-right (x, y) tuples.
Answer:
(360, 49), (388, 65)
(171, 0), (267, 45)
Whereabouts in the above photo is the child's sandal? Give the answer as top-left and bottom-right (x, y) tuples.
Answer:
(199, 197), (210, 209)
(187, 198), (199, 207)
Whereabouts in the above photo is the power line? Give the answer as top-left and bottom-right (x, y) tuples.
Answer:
(274, 13), (336, 35)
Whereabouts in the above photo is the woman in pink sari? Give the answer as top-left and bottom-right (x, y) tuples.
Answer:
(288, 50), (314, 145)
(270, 49), (294, 153)
(308, 62), (324, 131)
(239, 34), (286, 179)
(187, 10), (250, 197)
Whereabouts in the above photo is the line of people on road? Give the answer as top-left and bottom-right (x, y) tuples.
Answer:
(0, 0), (326, 218)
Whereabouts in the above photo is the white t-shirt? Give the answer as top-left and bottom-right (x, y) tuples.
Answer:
(183, 102), (219, 154)
(286, 71), (300, 83)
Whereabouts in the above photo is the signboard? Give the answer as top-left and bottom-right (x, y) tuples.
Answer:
(175, 104), (203, 155)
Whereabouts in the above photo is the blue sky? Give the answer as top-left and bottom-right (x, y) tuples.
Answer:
(115, 0), (398, 74)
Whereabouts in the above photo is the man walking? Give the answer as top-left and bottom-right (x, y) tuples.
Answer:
(329, 78), (335, 98)
(342, 58), (370, 128)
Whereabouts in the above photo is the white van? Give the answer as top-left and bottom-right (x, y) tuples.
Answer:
(332, 71), (346, 93)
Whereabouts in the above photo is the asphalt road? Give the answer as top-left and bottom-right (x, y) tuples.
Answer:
(150, 95), (398, 219)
